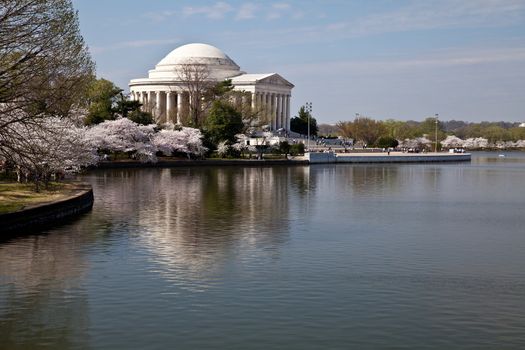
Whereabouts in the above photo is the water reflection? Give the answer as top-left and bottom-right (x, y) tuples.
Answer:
(87, 167), (312, 290)
(0, 153), (524, 349)
(0, 229), (90, 349)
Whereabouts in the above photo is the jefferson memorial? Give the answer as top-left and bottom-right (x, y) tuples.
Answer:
(129, 43), (294, 131)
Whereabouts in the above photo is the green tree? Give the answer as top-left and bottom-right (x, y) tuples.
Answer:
(84, 78), (122, 125)
(128, 110), (154, 125)
(115, 93), (141, 119)
(483, 125), (509, 143)
(84, 79), (150, 125)
(509, 127), (525, 141)
(381, 119), (419, 140)
(204, 100), (244, 146)
(418, 117), (446, 149)
(290, 106), (318, 136)
(279, 140), (291, 156)
(376, 136), (399, 148)
(353, 116), (385, 146)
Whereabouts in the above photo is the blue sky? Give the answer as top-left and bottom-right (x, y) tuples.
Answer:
(72, 0), (525, 123)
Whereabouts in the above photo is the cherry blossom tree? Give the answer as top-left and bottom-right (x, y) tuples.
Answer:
(85, 118), (158, 162)
(463, 137), (489, 149)
(399, 137), (432, 150)
(216, 141), (230, 158)
(441, 135), (464, 149)
(151, 127), (207, 159)
(4, 117), (98, 190)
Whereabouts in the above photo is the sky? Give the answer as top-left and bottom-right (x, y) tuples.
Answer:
(72, 0), (525, 124)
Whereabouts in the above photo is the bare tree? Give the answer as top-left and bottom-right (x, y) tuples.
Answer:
(176, 63), (215, 128)
(0, 0), (95, 186)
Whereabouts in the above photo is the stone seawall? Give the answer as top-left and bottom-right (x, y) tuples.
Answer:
(0, 184), (94, 236)
(307, 152), (471, 164)
(95, 159), (309, 169)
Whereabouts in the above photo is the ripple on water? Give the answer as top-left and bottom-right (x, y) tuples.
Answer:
(1, 158), (525, 349)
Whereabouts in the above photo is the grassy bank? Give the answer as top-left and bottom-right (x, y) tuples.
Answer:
(0, 182), (78, 214)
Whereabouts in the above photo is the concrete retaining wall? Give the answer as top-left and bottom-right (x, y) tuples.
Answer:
(95, 159), (309, 169)
(307, 152), (471, 164)
(0, 184), (94, 236)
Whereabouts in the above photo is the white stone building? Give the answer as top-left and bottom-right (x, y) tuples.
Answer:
(129, 43), (294, 131)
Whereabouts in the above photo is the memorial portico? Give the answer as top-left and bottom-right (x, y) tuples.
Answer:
(129, 43), (294, 131)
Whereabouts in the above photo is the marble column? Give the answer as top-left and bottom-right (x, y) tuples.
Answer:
(155, 91), (162, 120)
(280, 94), (286, 130)
(166, 92), (174, 123)
(251, 92), (256, 110)
(265, 93), (271, 129)
(177, 92), (183, 124)
(276, 94), (284, 129)
(147, 91), (154, 113)
(271, 93), (277, 130)
(286, 95), (291, 131)
(161, 92), (168, 122)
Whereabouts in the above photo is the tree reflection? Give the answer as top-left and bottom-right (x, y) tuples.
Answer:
(86, 167), (310, 289)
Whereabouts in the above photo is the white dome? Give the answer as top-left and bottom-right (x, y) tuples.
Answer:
(158, 43), (230, 65)
(150, 43), (243, 80)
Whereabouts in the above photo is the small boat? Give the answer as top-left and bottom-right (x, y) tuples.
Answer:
(498, 154), (506, 158)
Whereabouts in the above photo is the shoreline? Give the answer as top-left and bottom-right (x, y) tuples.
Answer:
(92, 152), (471, 169)
(0, 153), (470, 236)
(0, 182), (94, 238)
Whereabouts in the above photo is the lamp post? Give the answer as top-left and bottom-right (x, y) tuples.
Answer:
(355, 112), (359, 147)
(434, 113), (439, 153)
(305, 102), (312, 151)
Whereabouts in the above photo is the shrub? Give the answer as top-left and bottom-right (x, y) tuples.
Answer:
(289, 143), (305, 156)
(376, 136), (399, 148)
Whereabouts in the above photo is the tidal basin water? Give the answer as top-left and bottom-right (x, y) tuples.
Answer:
(1, 152), (525, 349)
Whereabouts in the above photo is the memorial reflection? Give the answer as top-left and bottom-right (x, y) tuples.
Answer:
(89, 167), (310, 287)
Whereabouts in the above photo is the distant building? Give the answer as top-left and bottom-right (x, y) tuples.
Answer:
(129, 43), (294, 131)
(519, 122), (525, 128)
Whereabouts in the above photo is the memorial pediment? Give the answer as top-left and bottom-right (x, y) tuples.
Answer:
(257, 74), (294, 88)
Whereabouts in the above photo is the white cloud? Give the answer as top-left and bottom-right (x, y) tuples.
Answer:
(272, 3), (291, 10)
(266, 2), (292, 20)
(236, 3), (258, 20)
(143, 10), (176, 22)
(215, 0), (525, 50)
(281, 47), (525, 76)
(334, 0), (525, 37)
(91, 39), (181, 54)
(183, 2), (234, 20)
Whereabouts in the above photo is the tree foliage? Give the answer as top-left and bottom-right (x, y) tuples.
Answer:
(84, 78), (121, 124)
(83, 78), (152, 125)
(204, 100), (244, 145)
(376, 136), (399, 148)
(290, 106), (318, 136)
